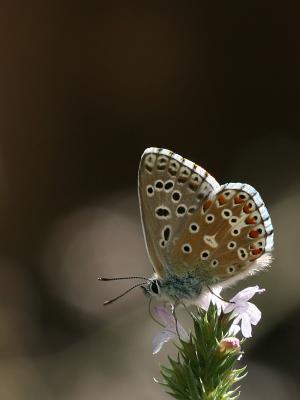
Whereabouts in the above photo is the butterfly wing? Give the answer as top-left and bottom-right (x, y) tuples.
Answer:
(171, 183), (274, 284)
(138, 147), (220, 278)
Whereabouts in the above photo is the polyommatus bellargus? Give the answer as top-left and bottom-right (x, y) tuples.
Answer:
(100, 148), (273, 305)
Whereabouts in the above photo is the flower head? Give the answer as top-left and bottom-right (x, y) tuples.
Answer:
(219, 337), (241, 353)
(152, 306), (189, 355)
(223, 286), (265, 338)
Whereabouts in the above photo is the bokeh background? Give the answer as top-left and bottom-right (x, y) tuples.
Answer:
(0, 1), (299, 399)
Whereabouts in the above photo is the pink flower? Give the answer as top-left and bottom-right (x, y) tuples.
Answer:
(219, 337), (241, 353)
(152, 306), (189, 355)
(223, 286), (265, 338)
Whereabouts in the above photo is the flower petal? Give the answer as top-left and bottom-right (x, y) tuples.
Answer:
(247, 302), (262, 325)
(241, 315), (252, 338)
(229, 286), (265, 303)
(229, 323), (241, 336)
(152, 330), (176, 354)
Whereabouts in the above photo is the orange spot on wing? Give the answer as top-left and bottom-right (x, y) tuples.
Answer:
(243, 204), (252, 213)
(234, 196), (244, 204)
(249, 230), (259, 238)
(245, 216), (256, 224)
(252, 248), (262, 256)
(203, 199), (212, 212)
(218, 194), (226, 205)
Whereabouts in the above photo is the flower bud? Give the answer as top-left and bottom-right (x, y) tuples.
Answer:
(219, 337), (240, 353)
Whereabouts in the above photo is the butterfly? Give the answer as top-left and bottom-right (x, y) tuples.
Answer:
(100, 147), (273, 305)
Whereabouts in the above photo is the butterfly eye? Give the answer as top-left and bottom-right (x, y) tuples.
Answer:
(150, 280), (160, 294)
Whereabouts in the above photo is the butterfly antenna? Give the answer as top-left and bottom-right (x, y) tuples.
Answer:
(103, 282), (147, 306)
(98, 276), (151, 282)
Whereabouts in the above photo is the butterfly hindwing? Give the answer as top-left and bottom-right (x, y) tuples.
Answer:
(138, 147), (220, 278)
(172, 183), (274, 283)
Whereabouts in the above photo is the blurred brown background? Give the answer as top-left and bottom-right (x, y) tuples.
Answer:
(0, 1), (299, 399)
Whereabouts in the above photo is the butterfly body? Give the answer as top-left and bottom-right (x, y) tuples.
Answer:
(139, 147), (274, 303)
(145, 271), (208, 301)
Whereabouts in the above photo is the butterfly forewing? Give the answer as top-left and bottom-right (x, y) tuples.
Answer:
(138, 148), (220, 278)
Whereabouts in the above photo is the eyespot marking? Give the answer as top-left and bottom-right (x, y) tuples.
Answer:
(231, 228), (240, 236)
(172, 191), (181, 203)
(176, 204), (187, 216)
(164, 180), (174, 192)
(188, 206), (197, 214)
(201, 250), (210, 259)
(227, 241), (237, 250)
(189, 223), (199, 233)
(234, 192), (249, 204)
(154, 180), (164, 190)
(211, 259), (219, 268)
(221, 209), (232, 219)
(146, 185), (154, 197)
(163, 226), (171, 242)
(168, 160), (180, 175)
(227, 265), (236, 274)
(238, 247), (248, 260)
(229, 217), (238, 225)
(181, 243), (192, 254)
(178, 167), (191, 183)
(243, 200), (255, 214)
(155, 206), (171, 219)
(159, 239), (166, 248)
(157, 156), (168, 170)
(205, 214), (215, 224)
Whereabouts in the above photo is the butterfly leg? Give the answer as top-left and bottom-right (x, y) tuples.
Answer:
(171, 298), (180, 337)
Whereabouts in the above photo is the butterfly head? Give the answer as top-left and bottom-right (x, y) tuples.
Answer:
(142, 278), (162, 298)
